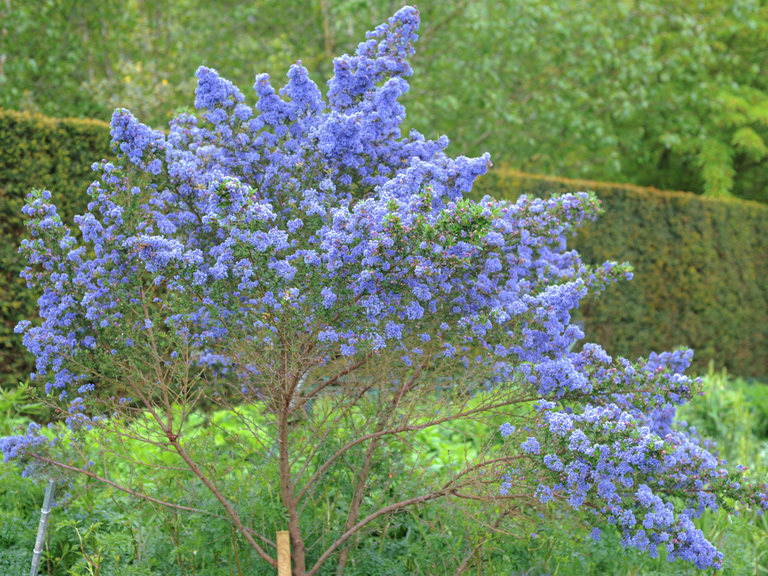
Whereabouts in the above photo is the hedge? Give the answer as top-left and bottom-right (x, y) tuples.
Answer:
(1, 110), (766, 389)
(472, 169), (768, 378)
(0, 109), (113, 389)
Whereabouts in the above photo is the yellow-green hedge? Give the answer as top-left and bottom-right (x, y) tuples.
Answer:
(1, 111), (766, 387)
(0, 109), (112, 388)
(472, 168), (768, 377)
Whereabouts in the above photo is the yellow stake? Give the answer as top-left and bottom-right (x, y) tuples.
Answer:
(277, 530), (291, 576)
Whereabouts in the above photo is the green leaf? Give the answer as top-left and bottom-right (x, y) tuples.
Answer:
(732, 127), (768, 161)
(697, 139), (735, 197)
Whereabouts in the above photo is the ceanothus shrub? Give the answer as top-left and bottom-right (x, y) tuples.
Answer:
(3, 6), (767, 573)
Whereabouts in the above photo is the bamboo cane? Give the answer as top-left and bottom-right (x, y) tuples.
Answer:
(29, 478), (55, 576)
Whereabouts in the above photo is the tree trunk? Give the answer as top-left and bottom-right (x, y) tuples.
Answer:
(279, 403), (307, 575)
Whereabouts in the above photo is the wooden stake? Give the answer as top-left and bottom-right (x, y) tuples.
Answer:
(277, 530), (291, 576)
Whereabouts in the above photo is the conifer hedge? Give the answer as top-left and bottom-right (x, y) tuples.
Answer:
(1, 110), (766, 385)
(0, 110), (112, 388)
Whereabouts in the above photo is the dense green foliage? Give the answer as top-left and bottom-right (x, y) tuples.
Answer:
(2, 0), (768, 202)
(412, 0), (768, 202)
(473, 168), (768, 378)
(0, 109), (112, 390)
(2, 369), (766, 575)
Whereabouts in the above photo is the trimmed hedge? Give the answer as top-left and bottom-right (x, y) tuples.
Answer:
(0, 109), (113, 388)
(1, 110), (766, 387)
(472, 169), (768, 378)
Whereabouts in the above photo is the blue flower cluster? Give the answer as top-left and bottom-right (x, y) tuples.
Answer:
(4, 6), (766, 570)
(500, 348), (768, 569)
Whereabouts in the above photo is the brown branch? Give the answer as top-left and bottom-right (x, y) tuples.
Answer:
(296, 394), (536, 503)
(335, 356), (435, 574)
(31, 454), (277, 550)
(293, 357), (369, 411)
(295, 384), (375, 507)
(278, 394), (307, 573)
(453, 510), (509, 576)
(307, 481), (473, 576)
(165, 438), (277, 567)
(139, 284), (174, 431)
(33, 454), (209, 515)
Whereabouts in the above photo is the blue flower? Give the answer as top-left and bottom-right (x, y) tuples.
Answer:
(521, 437), (540, 455)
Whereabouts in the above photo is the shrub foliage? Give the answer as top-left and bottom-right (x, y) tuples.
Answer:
(3, 114), (767, 394)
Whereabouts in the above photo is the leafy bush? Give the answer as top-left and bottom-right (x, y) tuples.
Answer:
(4, 114), (767, 396)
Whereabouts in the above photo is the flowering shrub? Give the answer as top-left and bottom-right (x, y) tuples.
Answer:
(3, 6), (767, 575)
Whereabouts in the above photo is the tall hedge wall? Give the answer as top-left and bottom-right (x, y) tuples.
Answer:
(1, 110), (766, 388)
(0, 109), (113, 388)
(473, 169), (768, 378)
